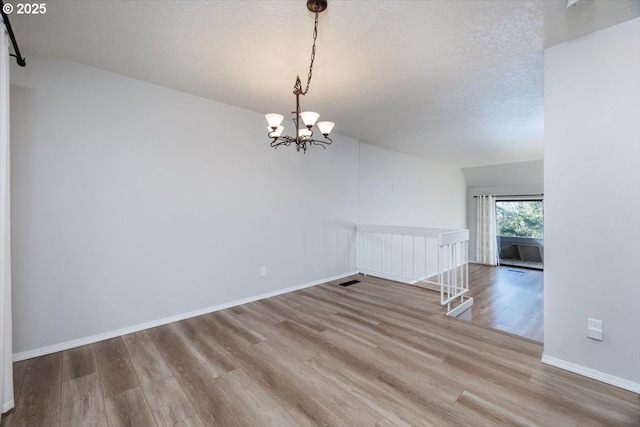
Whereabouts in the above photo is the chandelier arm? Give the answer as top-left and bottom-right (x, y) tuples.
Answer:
(309, 137), (332, 146)
(309, 141), (327, 150)
(271, 137), (296, 149)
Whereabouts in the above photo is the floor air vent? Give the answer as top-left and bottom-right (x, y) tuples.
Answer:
(339, 279), (360, 287)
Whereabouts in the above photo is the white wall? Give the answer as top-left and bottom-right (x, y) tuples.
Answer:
(358, 143), (466, 229)
(544, 17), (640, 391)
(357, 144), (466, 280)
(462, 160), (543, 189)
(463, 160), (544, 262)
(10, 53), (359, 356)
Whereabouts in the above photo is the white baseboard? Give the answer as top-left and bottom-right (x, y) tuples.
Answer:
(357, 269), (421, 285)
(12, 271), (358, 362)
(1, 399), (15, 413)
(541, 354), (640, 393)
(446, 297), (474, 318)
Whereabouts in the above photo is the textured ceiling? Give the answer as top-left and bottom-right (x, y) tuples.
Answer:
(7, 0), (640, 167)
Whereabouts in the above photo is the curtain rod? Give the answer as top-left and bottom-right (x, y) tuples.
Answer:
(473, 194), (544, 198)
(0, 0), (26, 67)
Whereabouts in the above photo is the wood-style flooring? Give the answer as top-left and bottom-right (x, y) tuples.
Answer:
(2, 274), (638, 426)
(462, 263), (544, 342)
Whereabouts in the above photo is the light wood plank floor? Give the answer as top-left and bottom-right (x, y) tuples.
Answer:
(462, 263), (544, 342)
(2, 274), (638, 426)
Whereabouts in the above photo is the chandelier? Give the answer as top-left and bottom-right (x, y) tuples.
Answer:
(265, 0), (335, 153)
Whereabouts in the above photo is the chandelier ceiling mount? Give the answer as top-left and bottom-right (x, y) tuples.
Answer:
(307, 0), (327, 13)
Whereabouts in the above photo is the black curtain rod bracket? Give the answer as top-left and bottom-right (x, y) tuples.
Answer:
(1, 0), (26, 67)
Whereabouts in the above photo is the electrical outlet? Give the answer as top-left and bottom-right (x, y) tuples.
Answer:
(587, 318), (603, 341)
(260, 266), (267, 277)
(588, 318), (602, 331)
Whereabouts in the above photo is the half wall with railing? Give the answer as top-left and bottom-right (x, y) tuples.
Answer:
(356, 224), (472, 316)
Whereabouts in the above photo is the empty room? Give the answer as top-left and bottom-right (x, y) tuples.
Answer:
(1, 1), (639, 426)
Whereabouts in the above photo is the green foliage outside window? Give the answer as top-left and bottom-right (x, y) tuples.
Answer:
(496, 201), (543, 238)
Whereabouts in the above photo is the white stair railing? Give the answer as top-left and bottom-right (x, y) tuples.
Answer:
(356, 224), (472, 316)
(434, 230), (470, 315)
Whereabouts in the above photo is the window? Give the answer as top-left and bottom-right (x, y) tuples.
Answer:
(496, 200), (544, 268)
(496, 200), (543, 238)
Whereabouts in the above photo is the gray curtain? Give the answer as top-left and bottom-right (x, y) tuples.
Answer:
(476, 195), (497, 265)
(0, 23), (14, 418)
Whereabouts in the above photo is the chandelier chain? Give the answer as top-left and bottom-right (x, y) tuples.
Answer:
(301, 7), (319, 95)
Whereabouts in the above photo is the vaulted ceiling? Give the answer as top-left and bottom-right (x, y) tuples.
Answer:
(8, 0), (640, 167)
